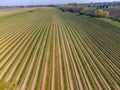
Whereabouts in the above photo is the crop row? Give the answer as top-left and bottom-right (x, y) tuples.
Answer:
(0, 8), (119, 90)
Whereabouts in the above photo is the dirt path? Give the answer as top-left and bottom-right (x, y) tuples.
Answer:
(67, 20), (118, 89)
(0, 24), (32, 62)
(0, 17), (31, 44)
(0, 30), (22, 49)
(74, 28), (103, 89)
(0, 26), (33, 80)
(0, 27), (27, 59)
(59, 22), (74, 90)
(69, 21), (112, 88)
(66, 24), (93, 90)
(30, 33), (47, 90)
(82, 36), (120, 89)
(80, 34), (112, 90)
(63, 23), (84, 90)
(0, 24), (30, 50)
(19, 29), (41, 90)
(30, 23), (49, 90)
(71, 23), (115, 90)
(57, 19), (64, 90)
(40, 23), (52, 90)
(14, 28), (39, 84)
(4, 25), (36, 82)
(0, 8), (119, 90)
(50, 16), (55, 90)
(66, 22), (102, 90)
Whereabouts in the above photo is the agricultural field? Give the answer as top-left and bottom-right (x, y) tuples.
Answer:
(104, 8), (120, 18)
(0, 8), (38, 18)
(0, 8), (120, 90)
(96, 17), (120, 28)
(87, 6), (120, 18)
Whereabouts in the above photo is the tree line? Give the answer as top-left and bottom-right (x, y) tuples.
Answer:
(60, 5), (110, 17)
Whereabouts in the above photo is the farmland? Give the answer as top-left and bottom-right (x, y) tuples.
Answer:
(0, 8), (120, 90)
(0, 8), (38, 18)
(104, 8), (120, 18)
(97, 17), (120, 28)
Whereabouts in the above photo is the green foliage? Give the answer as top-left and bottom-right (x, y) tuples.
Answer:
(82, 7), (89, 14)
(94, 9), (110, 17)
(94, 9), (104, 17)
(59, 5), (78, 12)
(103, 11), (110, 17)
(97, 18), (120, 28)
(60, 5), (75, 10)
(0, 8), (119, 90)
(0, 80), (17, 90)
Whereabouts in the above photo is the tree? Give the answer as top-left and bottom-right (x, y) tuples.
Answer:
(82, 7), (89, 14)
(106, 5), (109, 8)
(103, 11), (110, 17)
(59, 5), (75, 12)
(88, 4), (91, 7)
(94, 9), (110, 17)
(94, 9), (104, 17)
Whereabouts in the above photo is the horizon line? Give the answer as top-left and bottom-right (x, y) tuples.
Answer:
(0, 1), (119, 7)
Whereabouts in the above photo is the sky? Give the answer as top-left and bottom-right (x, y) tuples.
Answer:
(0, 0), (119, 6)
